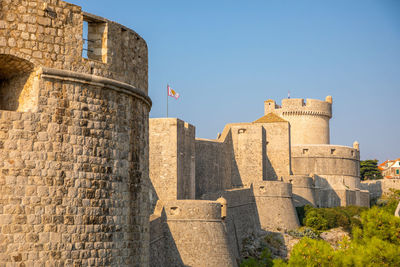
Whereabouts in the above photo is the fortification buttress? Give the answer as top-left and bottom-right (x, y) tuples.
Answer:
(0, 1), (151, 265)
(265, 96), (332, 145)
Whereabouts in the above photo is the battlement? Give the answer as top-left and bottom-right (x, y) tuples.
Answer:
(265, 96), (332, 118)
(291, 144), (359, 160)
(252, 181), (293, 198)
(163, 200), (223, 221)
(0, 0), (148, 91)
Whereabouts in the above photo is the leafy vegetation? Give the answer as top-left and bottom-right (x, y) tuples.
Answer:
(298, 205), (367, 232)
(242, 190), (400, 266)
(240, 247), (273, 267)
(360, 159), (382, 180)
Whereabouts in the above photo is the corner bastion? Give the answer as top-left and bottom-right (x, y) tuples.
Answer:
(0, 1), (151, 265)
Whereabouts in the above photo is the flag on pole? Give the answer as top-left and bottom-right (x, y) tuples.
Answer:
(167, 84), (180, 100)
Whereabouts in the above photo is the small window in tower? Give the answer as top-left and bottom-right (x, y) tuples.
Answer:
(397, 169), (399, 175)
(82, 20), (89, 58)
(331, 148), (336, 155)
(82, 14), (108, 63)
(303, 148), (309, 155)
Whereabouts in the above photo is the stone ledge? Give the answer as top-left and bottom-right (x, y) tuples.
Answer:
(40, 67), (152, 108)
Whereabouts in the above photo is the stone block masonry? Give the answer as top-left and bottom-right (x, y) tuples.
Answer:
(0, 0), (152, 266)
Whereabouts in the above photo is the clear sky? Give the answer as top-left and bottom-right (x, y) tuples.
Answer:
(68, 0), (400, 162)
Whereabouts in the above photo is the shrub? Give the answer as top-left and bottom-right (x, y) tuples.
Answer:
(335, 237), (400, 266)
(287, 237), (334, 266)
(356, 206), (400, 245)
(377, 189), (400, 215)
(240, 247), (273, 267)
(301, 205), (367, 232)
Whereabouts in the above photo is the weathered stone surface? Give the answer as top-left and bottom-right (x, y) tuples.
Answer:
(0, 0), (151, 266)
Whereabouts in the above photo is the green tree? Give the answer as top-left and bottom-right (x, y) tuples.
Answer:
(360, 159), (382, 180)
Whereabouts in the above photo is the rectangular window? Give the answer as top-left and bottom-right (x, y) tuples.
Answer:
(82, 14), (108, 63)
(82, 20), (89, 59)
(397, 169), (399, 175)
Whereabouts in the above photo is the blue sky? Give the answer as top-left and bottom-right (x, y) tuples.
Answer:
(68, 0), (400, 162)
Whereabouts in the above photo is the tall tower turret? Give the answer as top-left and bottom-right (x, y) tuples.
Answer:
(264, 96), (332, 145)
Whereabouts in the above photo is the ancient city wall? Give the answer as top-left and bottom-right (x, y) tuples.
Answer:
(291, 144), (367, 207)
(149, 118), (195, 210)
(229, 124), (265, 186)
(195, 136), (233, 198)
(0, 1), (151, 265)
(253, 181), (299, 230)
(291, 144), (359, 177)
(176, 120), (195, 200)
(253, 121), (291, 179)
(282, 175), (316, 207)
(150, 200), (237, 267)
(361, 179), (400, 200)
(201, 188), (260, 260)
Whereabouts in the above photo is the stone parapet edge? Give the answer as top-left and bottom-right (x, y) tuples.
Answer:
(40, 67), (152, 109)
(281, 110), (332, 118)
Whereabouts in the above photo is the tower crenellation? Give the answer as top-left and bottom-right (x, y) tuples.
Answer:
(265, 97), (332, 118)
(265, 96), (333, 145)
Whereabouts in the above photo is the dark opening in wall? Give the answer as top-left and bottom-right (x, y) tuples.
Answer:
(82, 13), (108, 63)
(0, 54), (37, 112)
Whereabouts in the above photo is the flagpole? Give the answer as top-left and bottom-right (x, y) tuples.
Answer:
(166, 84), (169, 118)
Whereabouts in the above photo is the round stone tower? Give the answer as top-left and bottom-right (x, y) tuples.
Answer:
(264, 96), (332, 145)
(0, 1), (151, 266)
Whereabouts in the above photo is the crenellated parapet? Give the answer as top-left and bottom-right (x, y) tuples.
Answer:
(265, 97), (332, 118)
(291, 144), (360, 160)
(264, 96), (333, 145)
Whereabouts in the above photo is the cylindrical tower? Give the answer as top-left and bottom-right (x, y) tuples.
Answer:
(0, 1), (151, 266)
(264, 96), (332, 145)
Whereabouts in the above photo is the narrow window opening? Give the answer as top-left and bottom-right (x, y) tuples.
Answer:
(82, 15), (108, 63)
(303, 148), (309, 155)
(82, 20), (89, 59)
(331, 148), (336, 155)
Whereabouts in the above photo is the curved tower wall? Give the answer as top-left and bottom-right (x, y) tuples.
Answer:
(253, 181), (300, 230)
(265, 97), (332, 145)
(162, 200), (238, 267)
(282, 175), (316, 207)
(0, 1), (151, 265)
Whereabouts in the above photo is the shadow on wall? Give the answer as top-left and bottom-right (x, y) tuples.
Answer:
(0, 54), (35, 111)
(149, 178), (160, 213)
(292, 194), (315, 207)
(150, 207), (186, 267)
(314, 175), (342, 207)
(264, 156), (277, 180)
(200, 188), (263, 263)
(262, 126), (278, 180)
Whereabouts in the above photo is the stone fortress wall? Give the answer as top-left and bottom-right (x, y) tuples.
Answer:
(0, 1), (151, 266)
(149, 118), (299, 266)
(148, 96), (371, 266)
(0, 1), (388, 266)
